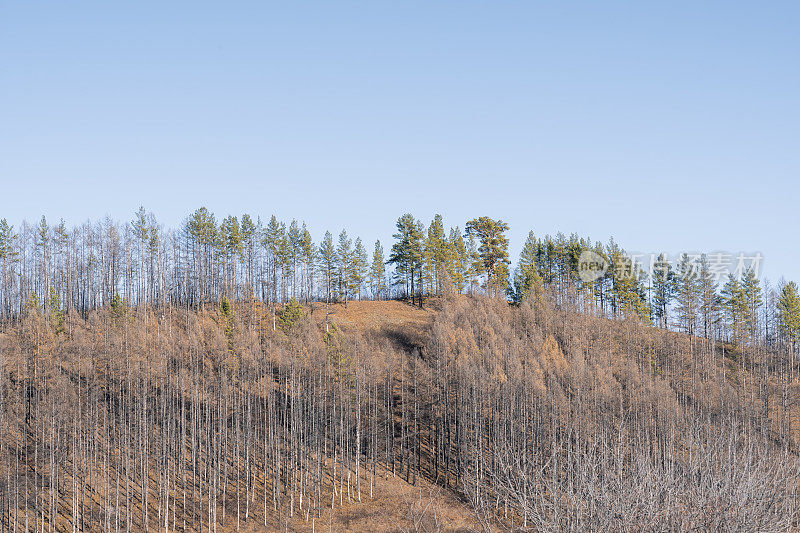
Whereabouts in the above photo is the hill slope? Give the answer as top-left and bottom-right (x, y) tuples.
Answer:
(0, 295), (798, 531)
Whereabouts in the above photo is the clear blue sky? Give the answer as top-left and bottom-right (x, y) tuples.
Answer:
(1, 2), (798, 283)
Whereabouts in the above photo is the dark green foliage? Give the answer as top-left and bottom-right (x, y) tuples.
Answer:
(278, 297), (305, 333)
(779, 281), (800, 347)
(513, 231), (543, 303)
(465, 216), (510, 296)
(110, 293), (129, 324)
(652, 253), (675, 328)
(389, 214), (425, 306)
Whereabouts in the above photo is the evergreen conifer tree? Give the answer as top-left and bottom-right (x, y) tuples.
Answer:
(741, 267), (763, 343)
(300, 223), (315, 301)
(513, 230), (543, 303)
(722, 273), (747, 345)
(262, 215), (284, 306)
(370, 240), (386, 299)
(448, 228), (468, 294)
(317, 231), (336, 328)
(335, 230), (353, 306)
(287, 220), (302, 298)
(425, 214), (448, 295)
(675, 253), (702, 335)
(651, 253), (675, 328)
(778, 281), (800, 354)
(351, 237), (369, 300)
(465, 217), (510, 297)
(698, 254), (720, 338)
(388, 214), (424, 306)
(0, 219), (18, 316)
(240, 214), (258, 299)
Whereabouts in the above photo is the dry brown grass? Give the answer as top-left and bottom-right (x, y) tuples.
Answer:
(227, 473), (479, 532)
(310, 299), (436, 353)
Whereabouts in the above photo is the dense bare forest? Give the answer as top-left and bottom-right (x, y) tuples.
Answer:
(1, 209), (800, 531)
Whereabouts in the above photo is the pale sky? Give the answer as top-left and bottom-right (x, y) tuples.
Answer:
(1, 1), (798, 283)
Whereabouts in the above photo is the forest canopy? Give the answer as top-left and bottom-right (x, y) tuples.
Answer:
(1, 208), (799, 531)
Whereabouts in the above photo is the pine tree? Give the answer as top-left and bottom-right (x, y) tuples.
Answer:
(300, 223), (315, 302)
(540, 236), (556, 284)
(465, 217), (510, 297)
(448, 228), (468, 294)
(318, 231), (336, 324)
(674, 254), (701, 335)
(53, 219), (70, 309)
(351, 237), (369, 300)
(263, 215), (283, 306)
(698, 254), (720, 338)
(741, 267), (763, 344)
(513, 231), (543, 303)
(277, 221), (290, 302)
(220, 215), (242, 298)
(466, 233), (483, 295)
(370, 240), (386, 299)
(335, 230), (353, 306)
(148, 215), (160, 305)
(187, 207), (217, 306)
(132, 206), (149, 305)
(240, 214), (258, 299)
(288, 220), (302, 299)
(565, 234), (589, 287)
(388, 214), (424, 307)
(588, 241), (610, 314)
(607, 240), (649, 321)
(778, 281), (800, 352)
(722, 273), (747, 346)
(0, 219), (18, 316)
(425, 214), (448, 295)
(37, 215), (50, 313)
(651, 253), (675, 328)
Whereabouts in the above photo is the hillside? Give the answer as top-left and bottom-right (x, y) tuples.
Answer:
(311, 299), (434, 352)
(0, 295), (799, 532)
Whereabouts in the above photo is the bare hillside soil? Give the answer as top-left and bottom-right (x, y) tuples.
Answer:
(310, 299), (434, 353)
